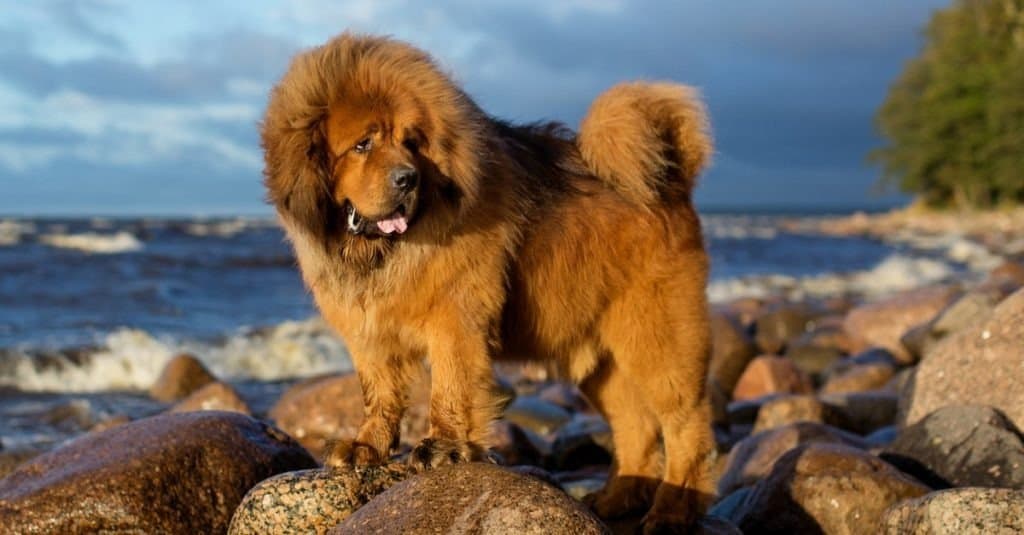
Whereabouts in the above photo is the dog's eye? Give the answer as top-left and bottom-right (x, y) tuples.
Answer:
(353, 137), (372, 154)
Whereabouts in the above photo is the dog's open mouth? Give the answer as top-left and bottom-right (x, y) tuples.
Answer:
(346, 203), (411, 236)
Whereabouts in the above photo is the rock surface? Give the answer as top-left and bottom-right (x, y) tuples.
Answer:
(753, 304), (817, 355)
(821, 362), (895, 394)
(843, 286), (959, 364)
(883, 405), (1024, 489)
(148, 353), (217, 402)
(229, 464), (413, 535)
(728, 443), (929, 535)
(880, 487), (1024, 534)
(732, 356), (814, 401)
(268, 372), (430, 460)
(717, 422), (868, 495)
(709, 312), (758, 394)
(0, 411), (316, 534)
(751, 395), (834, 433)
(330, 463), (609, 534)
(169, 381), (251, 415)
(901, 288), (1024, 428)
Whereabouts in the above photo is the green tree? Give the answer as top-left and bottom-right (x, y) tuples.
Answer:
(872, 0), (1024, 209)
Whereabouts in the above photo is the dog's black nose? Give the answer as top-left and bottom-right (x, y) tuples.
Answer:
(390, 167), (418, 192)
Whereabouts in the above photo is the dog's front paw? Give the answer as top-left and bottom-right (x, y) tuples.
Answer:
(324, 439), (386, 470)
(408, 437), (487, 470)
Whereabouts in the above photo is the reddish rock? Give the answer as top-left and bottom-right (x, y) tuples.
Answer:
(752, 395), (835, 433)
(330, 463), (608, 534)
(0, 411), (316, 534)
(149, 353), (217, 402)
(821, 362), (895, 394)
(843, 286), (960, 364)
(709, 312), (758, 394)
(729, 443), (929, 535)
(901, 288), (1024, 429)
(169, 381), (251, 415)
(732, 356), (814, 402)
(717, 422), (868, 495)
(269, 372), (430, 460)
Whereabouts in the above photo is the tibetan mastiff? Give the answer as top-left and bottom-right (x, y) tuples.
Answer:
(262, 33), (714, 531)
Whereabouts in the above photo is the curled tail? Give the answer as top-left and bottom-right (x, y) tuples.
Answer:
(577, 82), (712, 205)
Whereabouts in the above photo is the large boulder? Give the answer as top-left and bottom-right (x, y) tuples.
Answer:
(229, 464), (413, 535)
(0, 411), (316, 534)
(843, 286), (959, 364)
(717, 422), (868, 495)
(727, 443), (929, 535)
(169, 381), (251, 415)
(883, 405), (1024, 489)
(330, 463), (609, 534)
(901, 288), (1024, 428)
(879, 487), (1024, 534)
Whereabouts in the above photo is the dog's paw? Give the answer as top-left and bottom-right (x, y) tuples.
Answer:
(323, 439), (385, 470)
(408, 438), (486, 470)
(640, 510), (697, 535)
(583, 478), (656, 520)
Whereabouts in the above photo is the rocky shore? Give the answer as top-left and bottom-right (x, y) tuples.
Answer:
(2, 223), (1024, 533)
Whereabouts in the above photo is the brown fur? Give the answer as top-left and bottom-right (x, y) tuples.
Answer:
(262, 32), (714, 531)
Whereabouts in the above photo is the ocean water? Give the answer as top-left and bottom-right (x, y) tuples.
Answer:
(0, 212), (972, 450)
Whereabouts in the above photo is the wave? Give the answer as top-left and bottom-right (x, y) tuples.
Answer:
(0, 219), (35, 246)
(39, 231), (144, 254)
(0, 317), (352, 393)
(708, 253), (956, 303)
(180, 217), (275, 238)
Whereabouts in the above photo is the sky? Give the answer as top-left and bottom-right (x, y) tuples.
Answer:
(0, 0), (949, 215)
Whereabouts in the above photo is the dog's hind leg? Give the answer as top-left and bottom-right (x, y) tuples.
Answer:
(598, 268), (715, 532)
(580, 358), (663, 519)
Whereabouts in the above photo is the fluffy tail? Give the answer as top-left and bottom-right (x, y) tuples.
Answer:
(577, 82), (712, 205)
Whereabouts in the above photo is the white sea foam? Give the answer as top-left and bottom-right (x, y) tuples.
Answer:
(39, 231), (143, 253)
(183, 218), (261, 238)
(0, 219), (35, 246)
(0, 317), (352, 392)
(703, 216), (779, 240)
(708, 253), (956, 303)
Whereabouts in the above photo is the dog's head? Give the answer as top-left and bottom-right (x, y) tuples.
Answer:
(261, 33), (486, 263)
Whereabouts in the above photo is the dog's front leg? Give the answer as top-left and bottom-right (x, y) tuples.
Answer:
(410, 330), (499, 469)
(324, 347), (412, 469)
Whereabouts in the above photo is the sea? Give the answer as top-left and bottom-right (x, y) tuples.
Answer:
(0, 210), (977, 452)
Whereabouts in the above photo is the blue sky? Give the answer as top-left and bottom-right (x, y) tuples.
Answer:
(0, 0), (948, 215)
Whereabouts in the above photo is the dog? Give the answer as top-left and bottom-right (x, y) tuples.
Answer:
(262, 33), (714, 532)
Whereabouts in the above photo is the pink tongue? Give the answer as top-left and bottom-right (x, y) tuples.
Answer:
(376, 213), (408, 234)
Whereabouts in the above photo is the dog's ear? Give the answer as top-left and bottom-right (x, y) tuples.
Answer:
(280, 118), (339, 240)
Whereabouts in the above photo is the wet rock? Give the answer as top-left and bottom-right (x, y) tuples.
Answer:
(901, 288), (1024, 428)
(717, 421), (868, 495)
(880, 487), (1024, 534)
(843, 286), (960, 364)
(229, 464), (413, 535)
(330, 463), (609, 534)
(503, 396), (572, 435)
(883, 405), (1024, 489)
(753, 304), (818, 355)
(269, 372), (430, 460)
(821, 362), (895, 394)
(732, 356), (814, 402)
(548, 413), (612, 470)
(728, 443), (929, 535)
(865, 426), (899, 448)
(752, 395), (834, 433)
(0, 411), (316, 534)
(536, 382), (589, 413)
(709, 312), (758, 394)
(820, 391), (900, 435)
(149, 353), (217, 402)
(169, 381), (251, 415)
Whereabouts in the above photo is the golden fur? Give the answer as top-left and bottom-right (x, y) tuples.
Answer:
(262, 33), (714, 531)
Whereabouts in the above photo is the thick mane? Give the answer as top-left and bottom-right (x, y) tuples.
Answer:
(260, 33), (488, 267)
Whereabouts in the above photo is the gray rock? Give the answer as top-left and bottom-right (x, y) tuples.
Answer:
(883, 405), (1024, 489)
(821, 391), (900, 435)
(503, 396), (572, 435)
(330, 463), (609, 534)
(880, 487), (1024, 534)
